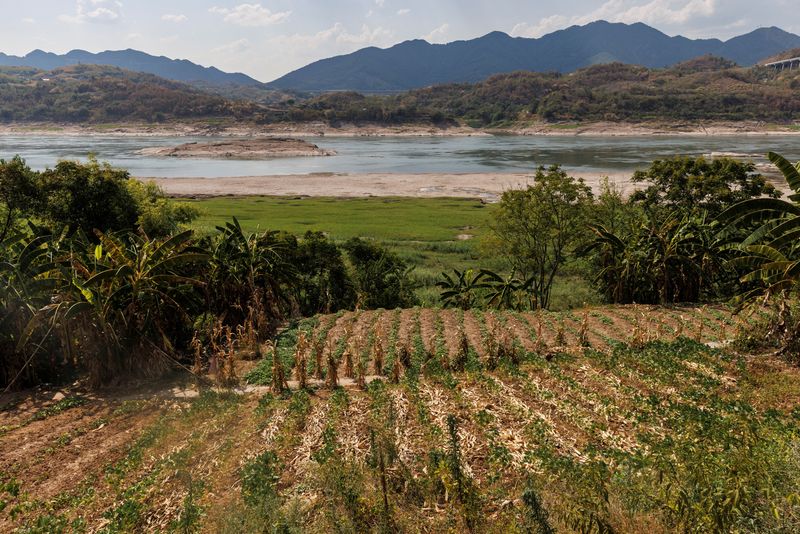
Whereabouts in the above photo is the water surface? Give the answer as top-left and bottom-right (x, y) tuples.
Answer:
(0, 134), (797, 178)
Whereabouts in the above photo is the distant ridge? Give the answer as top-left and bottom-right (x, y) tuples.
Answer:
(0, 64), (261, 123)
(268, 21), (800, 92)
(0, 48), (262, 87)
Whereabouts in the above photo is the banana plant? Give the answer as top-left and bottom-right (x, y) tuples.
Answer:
(583, 212), (722, 304)
(480, 269), (530, 310)
(436, 268), (489, 309)
(0, 230), (63, 387)
(31, 229), (209, 383)
(718, 152), (800, 304)
(208, 217), (294, 333)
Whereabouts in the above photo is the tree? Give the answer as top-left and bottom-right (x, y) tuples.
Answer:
(488, 165), (593, 309)
(276, 231), (356, 316)
(2, 157), (198, 240)
(125, 180), (199, 238)
(0, 157), (39, 242)
(631, 156), (780, 219)
(37, 157), (139, 236)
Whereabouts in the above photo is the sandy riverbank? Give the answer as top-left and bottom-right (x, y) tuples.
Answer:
(148, 171), (639, 202)
(2, 121), (799, 138)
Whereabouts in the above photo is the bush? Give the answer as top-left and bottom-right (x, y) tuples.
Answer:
(344, 238), (417, 309)
(125, 180), (199, 237)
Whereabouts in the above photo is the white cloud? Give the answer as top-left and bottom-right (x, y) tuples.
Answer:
(272, 23), (392, 49)
(59, 0), (122, 24)
(162, 14), (188, 23)
(375, 0), (386, 6)
(212, 38), (250, 54)
(209, 3), (291, 27)
(593, 0), (716, 25)
(512, 15), (568, 38)
(397, 8), (410, 15)
(425, 23), (450, 43)
(22, 17), (35, 24)
(512, 0), (717, 38)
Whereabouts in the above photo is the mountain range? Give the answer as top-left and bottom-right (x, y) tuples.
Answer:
(268, 21), (800, 92)
(2, 21), (800, 94)
(0, 48), (261, 88)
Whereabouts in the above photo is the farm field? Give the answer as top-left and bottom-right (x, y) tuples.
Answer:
(191, 196), (499, 307)
(188, 195), (597, 308)
(3, 304), (800, 532)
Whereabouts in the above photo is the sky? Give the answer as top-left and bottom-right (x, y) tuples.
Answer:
(1, 0), (797, 82)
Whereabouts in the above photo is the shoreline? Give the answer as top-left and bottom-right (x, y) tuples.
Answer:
(1, 120), (799, 138)
(149, 172), (640, 202)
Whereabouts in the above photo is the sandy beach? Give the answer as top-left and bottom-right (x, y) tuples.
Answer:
(149, 171), (640, 201)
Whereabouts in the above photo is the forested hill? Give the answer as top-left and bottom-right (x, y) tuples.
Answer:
(0, 48), (261, 87)
(272, 58), (800, 126)
(3, 58), (799, 127)
(268, 21), (800, 92)
(0, 64), (264, 123)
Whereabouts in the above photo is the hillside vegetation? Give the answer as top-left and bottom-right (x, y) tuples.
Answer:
(0, 64), (262, 123)
(3, 56), (800, 127)
(277, 59), (800, 126)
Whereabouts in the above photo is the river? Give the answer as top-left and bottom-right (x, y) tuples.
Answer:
(0, 134), (797, 178)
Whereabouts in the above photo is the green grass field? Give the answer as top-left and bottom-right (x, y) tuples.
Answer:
(189, 196), (492, 241)
(190, 196), (494, 305)
(190, 196), (598, 308)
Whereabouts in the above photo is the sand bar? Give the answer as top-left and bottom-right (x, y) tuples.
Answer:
(148, 171), (640, 202)
(139, 138), (335, 158)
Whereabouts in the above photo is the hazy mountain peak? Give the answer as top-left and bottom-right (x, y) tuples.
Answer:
(268, 21), (800, 92)
(0, 48), (263, 87)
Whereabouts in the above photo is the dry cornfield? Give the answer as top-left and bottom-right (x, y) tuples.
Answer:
(2, 304), (799, 533)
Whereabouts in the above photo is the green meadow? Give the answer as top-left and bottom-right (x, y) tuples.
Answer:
(189, 196), (492, 241)
(189, 195), (598, 308)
